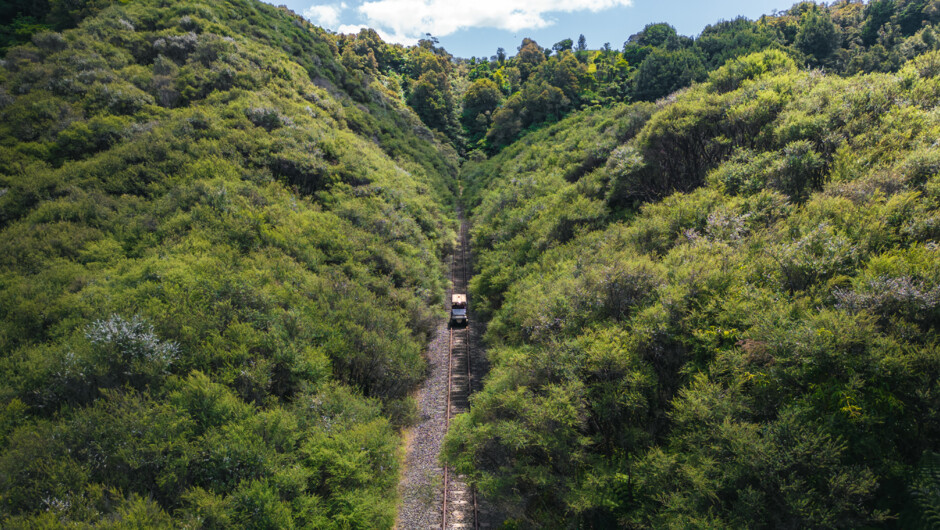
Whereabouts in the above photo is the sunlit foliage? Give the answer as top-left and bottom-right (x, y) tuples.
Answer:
(0, 0), (457, 525)
(454, 0), (940, 154)
(447, 49), (940, 527)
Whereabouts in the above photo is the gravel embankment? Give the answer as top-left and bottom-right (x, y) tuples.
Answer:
(395, 318), (450, 529)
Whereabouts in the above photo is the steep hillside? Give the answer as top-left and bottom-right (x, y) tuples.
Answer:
(0, 0), (457, 526)
(445, 50), (940, 527)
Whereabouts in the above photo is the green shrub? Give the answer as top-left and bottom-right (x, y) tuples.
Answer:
(707, 49), (797, 93)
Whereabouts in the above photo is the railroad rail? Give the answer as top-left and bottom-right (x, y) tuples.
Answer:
(442, 218), (480, 530)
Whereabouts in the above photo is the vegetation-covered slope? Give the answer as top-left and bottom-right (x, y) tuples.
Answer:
(0, 0), (457, 526)
(5, 0), (940, 528)
(445, 49), (940, 527)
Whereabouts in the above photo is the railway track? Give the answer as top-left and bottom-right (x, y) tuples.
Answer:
(442, 218), (480, 530)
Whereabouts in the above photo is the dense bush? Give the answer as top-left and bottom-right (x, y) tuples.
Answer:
(448, 49), (940, 527)
(0, 0), (457, 526)
(5, 0), (940, 526)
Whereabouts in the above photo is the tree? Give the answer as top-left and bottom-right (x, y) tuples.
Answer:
(486, 105), (523, 148)
(897, 0), (930, 35)
(519, 81), (569, 124)
(633, 48), (706, 101)
(539, 52), (585, 102)
(795, 8), (840, 64)
(861, 0), (897, 45)
(577, 34), (587, 52)
(47, 0), (124, 29)
(405, 47), (461, 141)
(516, 38), (547, 82)
(407, 71), (459, 136)
(461, 78), (503, 144)
(623, 43), (654, 67)
(695, 17), (777, 69)
(0, 0), (51, 50)
(629, 22), (681, 49)
(553, 38), (574, 54)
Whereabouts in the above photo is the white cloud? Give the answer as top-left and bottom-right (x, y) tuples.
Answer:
(304, 2), (347, 27)
(356, 0), (633, 42)
(337, 23), (369, 33)
(336, 23), (416, 44)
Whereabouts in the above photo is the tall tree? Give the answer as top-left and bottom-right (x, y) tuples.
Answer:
(695, 17), (776, 69)
(862, 0), (897, 45)
(633, 22), (680, 48)
(576, 34), (587, 51)
(405, 47), (460, 140)
(796, 8), (840, 64)
(462, 78), (503, 145)
(516, 38), (547, 82)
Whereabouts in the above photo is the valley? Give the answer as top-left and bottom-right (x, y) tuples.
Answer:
(1, 0), (939, 527)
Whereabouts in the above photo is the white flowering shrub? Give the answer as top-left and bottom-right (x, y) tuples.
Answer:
(835, 276), (940, 318)
(245, 106), (291, 130)
(86, 314), (179, 374)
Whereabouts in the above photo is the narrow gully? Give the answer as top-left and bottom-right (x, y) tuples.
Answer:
(395, 211), (496, 530)
(442, 216), (478, 530)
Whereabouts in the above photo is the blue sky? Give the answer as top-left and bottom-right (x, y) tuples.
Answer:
(268, 0), (800, 58)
